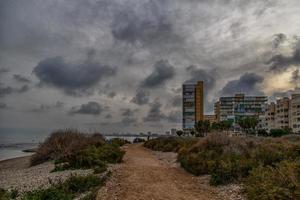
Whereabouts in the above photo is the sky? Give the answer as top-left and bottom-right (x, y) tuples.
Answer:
(0, 0), (300, 141)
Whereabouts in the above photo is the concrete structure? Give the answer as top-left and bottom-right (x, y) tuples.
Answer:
(170, 128), (177, 136)
(264, 102), (276, 131)
(218, 94), (267, 127)
(275, 97), (290, 129)
(290, 94), (300, 133)
(214, 101), (220, 122)
(182, 81), (204, 129)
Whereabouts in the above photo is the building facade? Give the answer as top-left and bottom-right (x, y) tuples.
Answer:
(264, 102), (276, 131)
(290, 94), (300, 133)
(218, 94), (267, 127)
(182, 81), (204, 129)
(275, 97), (290, 129)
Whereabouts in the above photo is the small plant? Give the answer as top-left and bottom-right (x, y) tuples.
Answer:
(54, 144), (124, 171)
(22, 175), (104, 200)
(109, 138), (130, 147)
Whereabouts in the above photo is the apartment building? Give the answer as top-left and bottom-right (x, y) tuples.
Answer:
(218, 94), (267, 126)
(264, 102), (276, 131)
(290, 94), (300, 133)
(275, 97), (290, 129)
(182, 81), (204, 129)
(214, 101), (220, 122)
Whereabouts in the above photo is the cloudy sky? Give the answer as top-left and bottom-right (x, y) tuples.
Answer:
(0, 0), (300, 140)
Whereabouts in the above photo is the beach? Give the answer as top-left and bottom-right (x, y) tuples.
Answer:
(0, 156), (93, 193)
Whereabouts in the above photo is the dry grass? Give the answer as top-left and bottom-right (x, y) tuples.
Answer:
(31, 129), (105, 166)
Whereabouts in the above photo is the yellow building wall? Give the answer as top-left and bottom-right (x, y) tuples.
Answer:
(195, 81), (204, 122)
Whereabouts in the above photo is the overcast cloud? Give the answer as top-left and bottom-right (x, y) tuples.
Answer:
(1, 0), (300, 138)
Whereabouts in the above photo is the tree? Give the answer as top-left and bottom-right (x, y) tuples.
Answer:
(211, 122), (220, 131)
(194, 120), (210, 137)
(237, 117), (259, 134)
(222, 120), (233, 132)
(190, 129), (196, 136)
(176, 130), (183, 137)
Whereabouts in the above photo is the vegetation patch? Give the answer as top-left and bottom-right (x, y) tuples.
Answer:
(109, 138), (130, 147)
(244, 161), (300, 200)
(31, 130), (105, 166)
(145, 133), (300, 199)
(144, 136), (198, 152)
(21, 174), (106, 200)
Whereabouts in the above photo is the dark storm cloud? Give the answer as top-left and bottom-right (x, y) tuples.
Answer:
(18, 85), (30, 93)
(111, 0), (179, 45)
(141, 60), (175, 88)
(33, 56), (117, 96)
(30, 104), (51, 113)
(30, 101), (64, 113)
(291, 69), (300, 83)
(131, 90), (149, 105)
(0, 83), (29, 97)
(0, 102), (8, 109)
(268, 40), (300, 71)
(107, 91), (116, 98)
(221, 73), (264, 96)
(171, 95), (182, 107)
(105, 114), (112, 119)
(0, 68), (9, 75)
(13, 74), (31, 83)
(273, 33), (287, 49)
(121, 108), (136, 117)
(70, 102), (105, 115)
(166, 110), (181, 123)
(0, 85), (13, 97)
(185, 66), (216, 90)
(121, 117), (138, 126)
(143, 100), (166, 122)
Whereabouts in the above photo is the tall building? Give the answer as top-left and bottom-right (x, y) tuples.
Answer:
(214, 101), (220, 122)
(218, 94), (267, 126)
(182, 81), (204, 129)
(264, 102), (276, 131)
(275, 97), (290, 129)
(290, 94), (300, 133)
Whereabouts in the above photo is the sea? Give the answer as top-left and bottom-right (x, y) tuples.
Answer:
(0, 136), (150, 161)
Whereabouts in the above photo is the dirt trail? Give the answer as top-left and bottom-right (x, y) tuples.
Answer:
(97, 144), (232, 200)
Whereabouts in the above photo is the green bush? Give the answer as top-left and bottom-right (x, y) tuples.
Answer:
(244, 161), (300, 200)
(31, 130), (105, 166)
(109, 138), (130, 147)
(177, 133), (300, 186)
(270, 129), (290, 137)
(22, 175), (103, 200)
(144, 137), (198, 152)
(0, 188), (18, 200)
(54, 144), (124, 171)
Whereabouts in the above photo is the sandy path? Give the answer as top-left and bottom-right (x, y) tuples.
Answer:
(97, 144), (230, 200)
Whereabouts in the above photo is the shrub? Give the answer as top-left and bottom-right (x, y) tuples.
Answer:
(22, 175), (104, 200)
(109, 138), (130, 146)
(257, 129), (268, 136)
(31, 130), (105, 166)
(0, 188), (18, 200)
(54, 144), (125, 171)
(244, 161), (300, 200)
(270, 129), (290, 137)
(144, 137), (198, 152)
